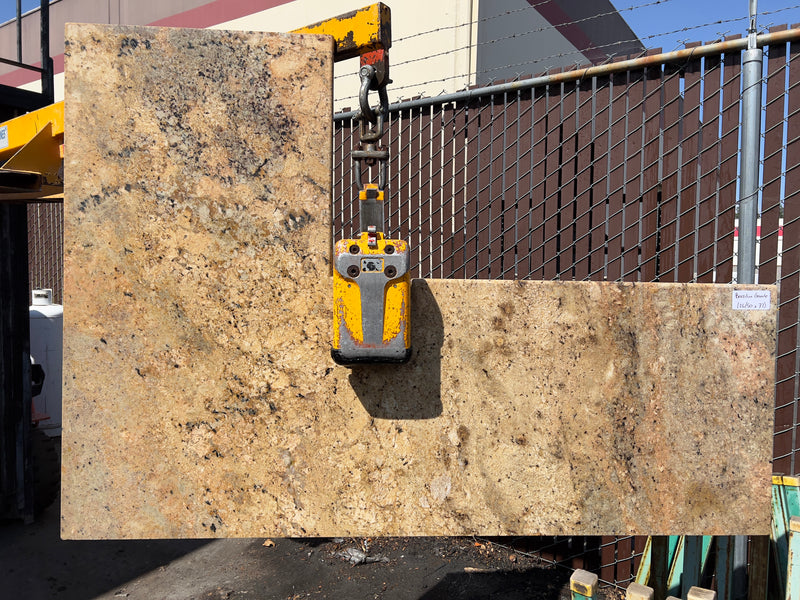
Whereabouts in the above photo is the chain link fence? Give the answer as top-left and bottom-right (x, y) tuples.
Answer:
(333, 30), (800, 588)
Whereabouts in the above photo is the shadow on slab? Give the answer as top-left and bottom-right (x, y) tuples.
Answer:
(349, 279), (444, 419)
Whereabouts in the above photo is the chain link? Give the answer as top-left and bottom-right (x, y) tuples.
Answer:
(354, 64), (390, 190)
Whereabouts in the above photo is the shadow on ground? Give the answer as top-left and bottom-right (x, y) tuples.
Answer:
(418, 568), (571, 600)
(1, 437), (608, 600)
(1, 505), (601, 600)
(0, 497), (207, 599)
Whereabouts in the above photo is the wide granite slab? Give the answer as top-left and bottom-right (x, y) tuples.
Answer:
(62, 23), (776, 539)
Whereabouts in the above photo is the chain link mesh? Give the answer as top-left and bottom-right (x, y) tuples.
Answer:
(333, 39), (798, 588)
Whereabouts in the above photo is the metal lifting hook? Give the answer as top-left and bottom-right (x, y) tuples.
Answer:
(353, 63), (389, 190)
(358, 64), (388, 126)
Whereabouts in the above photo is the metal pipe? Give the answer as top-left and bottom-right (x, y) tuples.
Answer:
(16, 0), (21, 63)
(40, 0), (53, 104)
(738, 1), (763, 284)
(0, 56), (45, 72)
(335, 27), (800, 120)
(734, 1), (761, 590)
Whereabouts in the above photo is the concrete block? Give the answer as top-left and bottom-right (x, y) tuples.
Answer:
(570, 568), (598, 596)
(687, 586), (717, 600)
(626, 582), (654, 600)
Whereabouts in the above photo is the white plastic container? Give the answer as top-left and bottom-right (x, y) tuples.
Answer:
(29, 289), (63, 436)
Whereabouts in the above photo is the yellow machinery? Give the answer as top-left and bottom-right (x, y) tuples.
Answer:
(300, 4), (412, 365)
(332, 184), (411, 365)
(0, 101), (63, 201)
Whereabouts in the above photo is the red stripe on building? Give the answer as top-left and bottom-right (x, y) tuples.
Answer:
(149, 0), (293, 28)
(0, 0), (294, 86)
(531, 0), (610, 65)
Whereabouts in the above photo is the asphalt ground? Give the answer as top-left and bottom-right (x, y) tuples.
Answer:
(0, 438), (621, 600)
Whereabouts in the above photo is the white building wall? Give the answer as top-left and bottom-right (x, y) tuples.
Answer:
(19, 0), (485, 111)
(214, 0), (482, 110)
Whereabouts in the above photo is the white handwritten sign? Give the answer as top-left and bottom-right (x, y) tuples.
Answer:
(0, 125), (7, 150)
(732, 289), (771, 311)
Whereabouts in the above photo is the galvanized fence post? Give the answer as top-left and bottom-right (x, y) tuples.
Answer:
(732, 1), (765, 597)
(737, 0), (763, 285)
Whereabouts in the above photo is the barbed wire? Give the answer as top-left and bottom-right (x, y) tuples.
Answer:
(333, 33), (727, 103)
(392, 0), (674, 45)
(334, 0), (669, 83)
(334, 7), (800, 104)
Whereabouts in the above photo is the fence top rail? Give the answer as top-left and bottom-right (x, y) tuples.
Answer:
(334, 27), (800, 121)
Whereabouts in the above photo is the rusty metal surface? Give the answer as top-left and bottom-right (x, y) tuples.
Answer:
(292, 2), (390, 62)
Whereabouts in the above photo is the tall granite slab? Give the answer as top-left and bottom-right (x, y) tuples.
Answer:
(62, 24), (776, 539)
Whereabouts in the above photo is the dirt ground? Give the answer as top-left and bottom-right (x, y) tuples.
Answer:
(0, 437), (622, 600)
(0, 497), (626, 600)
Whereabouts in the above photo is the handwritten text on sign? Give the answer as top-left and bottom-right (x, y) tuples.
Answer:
(732, 290), (771, 311)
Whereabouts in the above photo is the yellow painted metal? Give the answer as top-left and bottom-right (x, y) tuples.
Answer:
(0, 101), (65, 201)
(0, 101), (64, 164)
(775, 475), (785, 485)
(292, 3), (391, 61)
(332, 232), (410, 349)
(4, 122), (62, 181)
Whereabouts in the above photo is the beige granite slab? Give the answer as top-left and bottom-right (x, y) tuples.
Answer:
(62, 24), (776, 539)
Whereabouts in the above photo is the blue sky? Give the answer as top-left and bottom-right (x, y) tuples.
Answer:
(3, 0), (800, 51)
(617, 0), (800, 52)
(0, 0), (39, 25)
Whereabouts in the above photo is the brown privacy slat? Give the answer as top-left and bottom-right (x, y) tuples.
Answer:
(475, 97), (493, 278)
(333, 120), (345, 239)
(607, 71), (627, 282)
(348, 117), (360, 238)
(408, 105), (424, 278)
(761, 41), (788, 285)
(339, 120), (358, 238)
(600, 536), (617, 587)
(387, 107), (401, 237)
(543, 83), (562, 280)
(678, 56), (702, 283)
(416, 104), (432, 278)
(776, 44), (800, 339)
(615, 536), (634, 583)
(516, 90), (534, 279)
(489, 93), (505, 278)
(438, 104), (455, 278)
(463, 100), (481, 279)
(640, 65), (663, 282)
(430, 104), (446, 279)
(776, 432), (794, 475)
(558, 82), (578, 279)
(501, 91), (523, 279)
(659, 64), (683, 281)
(574, 79), (594, 281)
(528, 87), (548, 279)
(398, 108), (412, 245)
(622, 69), (645, 282)
(776, 42), (800, 474)
(718, 49), (741, 284)
(697, 56), (723, 283)
(451, 103), (469, 278)
(590, 76), (611, 281)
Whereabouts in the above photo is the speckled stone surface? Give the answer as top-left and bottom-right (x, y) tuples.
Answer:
(62, 24), (775, 539)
